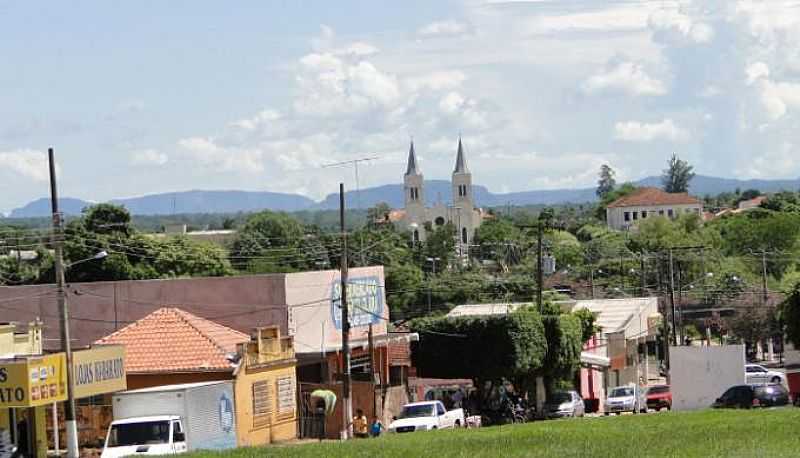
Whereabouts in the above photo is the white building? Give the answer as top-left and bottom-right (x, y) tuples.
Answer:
(606, 187), (702, 231)
(398, 138), (484, 247)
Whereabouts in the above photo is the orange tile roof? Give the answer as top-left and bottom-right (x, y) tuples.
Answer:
(606, 187), (700, 208)
(95, 307), (250, 374)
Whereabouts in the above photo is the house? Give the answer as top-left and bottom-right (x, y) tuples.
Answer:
(95, 307), (251, 390)
(737, 195), (766, 210)
(95, 307), (299, 446)
(605, 187), (702, 231)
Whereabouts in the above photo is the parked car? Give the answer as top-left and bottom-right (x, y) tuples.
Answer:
(646, 385), (672, 411)
(545, 390), (585, 418)
(712, 384), (790, 409)
(387, 401), (465, 433)
(745, 364), (786, 385)
(605, 385), (647, 415)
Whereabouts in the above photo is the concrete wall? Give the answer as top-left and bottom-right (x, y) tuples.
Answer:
(126, 372), (232, 391)
(670, 345), (745, 411)
(607, 204), (701, 231)
(0, 273), (292, 349)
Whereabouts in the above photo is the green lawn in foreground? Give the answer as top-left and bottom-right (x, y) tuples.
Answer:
(184, 408), (799, 458)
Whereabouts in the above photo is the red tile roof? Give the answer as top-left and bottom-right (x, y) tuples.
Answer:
(95, 307), (250, 374)
(606, 187), (700, 208)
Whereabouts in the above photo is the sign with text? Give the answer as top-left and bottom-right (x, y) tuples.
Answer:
(73, 345), (126, 399)
(0, 353), (67, 408)
(331, 276), (384, 330)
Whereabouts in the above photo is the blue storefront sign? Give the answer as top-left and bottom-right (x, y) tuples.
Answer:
(331, 276), (384, 329)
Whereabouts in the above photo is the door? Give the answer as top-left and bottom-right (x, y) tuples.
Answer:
(172, 420), (187, 454)
(436, 402), (449, 428)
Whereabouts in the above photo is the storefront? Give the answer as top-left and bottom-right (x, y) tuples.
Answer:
(1, 353), (67, 458)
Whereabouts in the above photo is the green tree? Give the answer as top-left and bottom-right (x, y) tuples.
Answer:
(596, 164), (617, 198)
(596, 183), (637, 220)
(781, 282), (800, 346)
(230, 211), (310, 273)
(83, 203), (133, 236)
(761, 191), (800, 213)
(662, 154), (695, 193)
(424, 222), (456, 267)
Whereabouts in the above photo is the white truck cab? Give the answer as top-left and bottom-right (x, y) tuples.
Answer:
(101, 415), (188, 457)
(387, 401), (464, 433)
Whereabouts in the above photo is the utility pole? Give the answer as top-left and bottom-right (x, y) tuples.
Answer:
(668, 249), (678, 347)
(536, 223), (544, 313)
(590, 266), (596, 299)
(339, 183), (353, 440)
(324, 156), (378, 266)
(368, 323), (377, 418)
(640, 253), (646, 297)
(49, 147), (79, 458)
(760, 250), (769, 305)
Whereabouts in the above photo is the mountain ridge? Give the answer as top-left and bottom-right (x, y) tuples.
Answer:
(6, 175), (799, 218)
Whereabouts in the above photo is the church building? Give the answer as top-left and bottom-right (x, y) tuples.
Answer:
(397, 138), (484, 248)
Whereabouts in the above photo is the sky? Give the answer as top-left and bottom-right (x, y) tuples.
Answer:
(2, 0), (800, 213)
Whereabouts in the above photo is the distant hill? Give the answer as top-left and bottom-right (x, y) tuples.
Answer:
(8, 175), (800, 218)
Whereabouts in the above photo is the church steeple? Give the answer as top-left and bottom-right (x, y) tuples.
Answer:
(405, 141), (420, 176)
(454, 136), (468, 174)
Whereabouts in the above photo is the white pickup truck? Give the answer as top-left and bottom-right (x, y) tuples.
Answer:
(387, 401), (465, 433)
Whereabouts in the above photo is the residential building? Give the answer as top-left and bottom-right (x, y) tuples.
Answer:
(605, 187), (702, 231)
(397, 138), (484, 248)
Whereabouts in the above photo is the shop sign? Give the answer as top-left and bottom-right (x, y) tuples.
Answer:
(73, 345), (126, 399)
(0, 353), (67, 408)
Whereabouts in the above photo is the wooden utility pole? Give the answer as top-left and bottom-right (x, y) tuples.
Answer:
(368, 323), (377, 418)
(668, 249), (678, 346)
(339, 183), (353, 440)
(49, 148), (79, 458)
(761, 250), (769, 305)
(536, 223), (544, 313)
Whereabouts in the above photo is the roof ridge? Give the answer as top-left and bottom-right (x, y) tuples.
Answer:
(172, 308), (249, 359)
(95, 306), (170, 344)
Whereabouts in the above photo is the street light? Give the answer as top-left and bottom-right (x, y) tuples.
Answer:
(65, 250), (108, 269)
(58, 249), (107, 458)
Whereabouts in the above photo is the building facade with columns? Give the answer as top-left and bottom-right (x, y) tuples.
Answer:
(398, 138), (484, 247)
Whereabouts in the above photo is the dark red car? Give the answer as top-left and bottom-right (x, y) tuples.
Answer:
(646, 385), (671, 411)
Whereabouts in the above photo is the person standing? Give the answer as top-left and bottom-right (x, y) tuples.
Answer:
(352, 409), (369, 439)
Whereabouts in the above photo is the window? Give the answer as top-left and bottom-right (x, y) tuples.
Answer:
(252, 380), (272, 428)
(694, 208), (700, 213)
(172, 421), (185, 443)
(642, 211), (648, 218)
(624, 212), (630, 222)
(276, 376), (296, 415)
(435, 217), (445, 226)
(667, 209), (674, 218)
(436, 403), (446, 416)
(632, 212), (638, 220)
(658, 210), (664, 216)
(413, 230), (419, 243)
(462, 227), (468, 244)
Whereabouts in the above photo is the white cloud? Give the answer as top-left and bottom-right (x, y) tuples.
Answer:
(417, 20), (469, 38)
(293, 52), (401, 116)
(746, 61), (770, 85)
(614, 119), (690, 142)
(649, 9), (714, 44)
(582, 61), (667, 96)
(405, 71), (466, 92)
(130, 149), (168, 166)
(0, 149), (51, 182)
(526, 4), (657, 34)
(230, 109), (282, 130)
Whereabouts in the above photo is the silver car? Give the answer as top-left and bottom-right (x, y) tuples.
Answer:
(545, 390), (585, 418)
(605, 385), (647, 415)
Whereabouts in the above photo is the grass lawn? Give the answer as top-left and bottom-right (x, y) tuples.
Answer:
(184, 408), (799, 458)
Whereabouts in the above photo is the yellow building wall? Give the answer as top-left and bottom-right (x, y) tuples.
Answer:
(234, 362), (297, 447)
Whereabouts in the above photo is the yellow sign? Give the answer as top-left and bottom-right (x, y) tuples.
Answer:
(73, 345), (127, 398)
(0, 353), (67, 408)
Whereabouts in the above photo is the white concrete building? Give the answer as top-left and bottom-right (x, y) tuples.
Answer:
(606, 187), (702, 231)
(397, 139), (484, 248)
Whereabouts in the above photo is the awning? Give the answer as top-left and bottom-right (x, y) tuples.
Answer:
(296, 332), (420, 356)
(580, 351), (610, 368)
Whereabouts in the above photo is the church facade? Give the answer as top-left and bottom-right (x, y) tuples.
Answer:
(397, 138), (484, 248)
